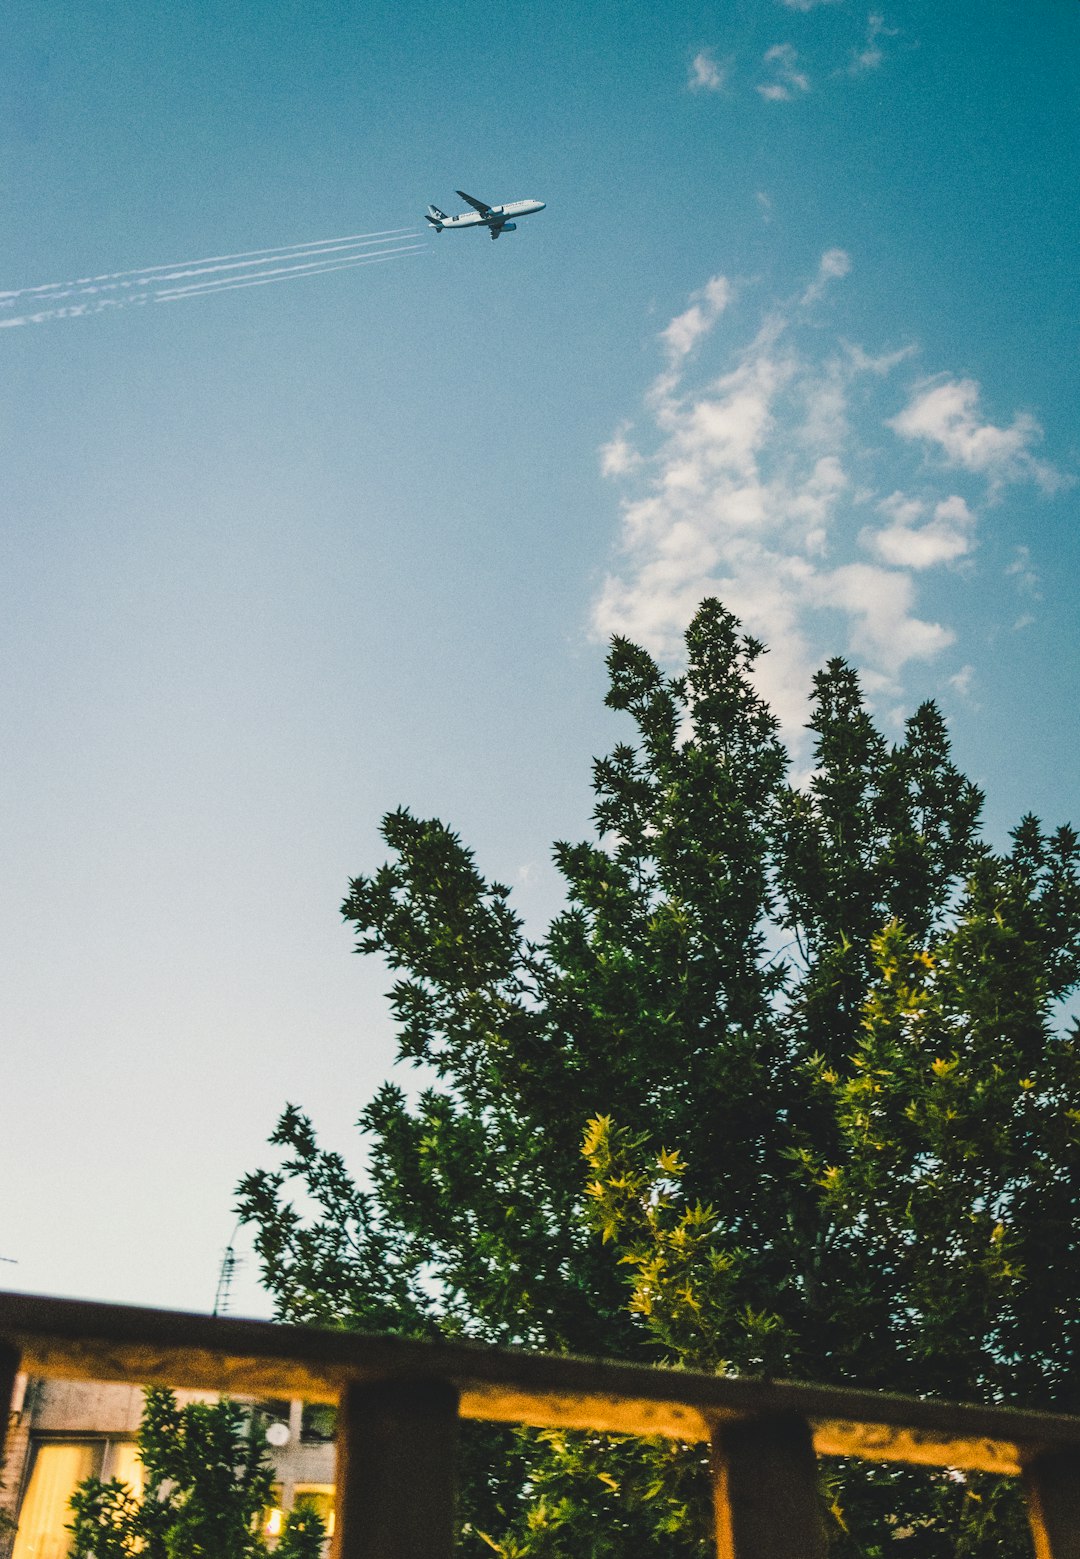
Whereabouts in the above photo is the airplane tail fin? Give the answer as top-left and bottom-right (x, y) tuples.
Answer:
(425, 205), (447, 229)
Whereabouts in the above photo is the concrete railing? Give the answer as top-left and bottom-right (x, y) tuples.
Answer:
(2, 1291), (1079, 1558)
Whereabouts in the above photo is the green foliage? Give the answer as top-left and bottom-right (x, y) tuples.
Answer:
(470, 1432), (713, 1559)
(581, 1115), (791, 1376)
(275, 1504), (327, 1559)
(237, 599), (1080, 1557)
(68, 1388), (277, 1559)
(67, 1479), (143, 1559)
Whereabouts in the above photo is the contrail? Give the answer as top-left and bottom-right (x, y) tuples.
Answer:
(155, 244), (426, 301)
(0, 226), (426, 330)
(142, 233), (417, 290)
(1, 233), (419, 308)
(0, 297), (148, 329)
(0, 227), (418, 304)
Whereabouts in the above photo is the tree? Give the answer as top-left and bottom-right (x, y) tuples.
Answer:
(271, 1504), (327, 1559)
(238, 599), (1080, 1557)
(67, 1388), (326, 1559)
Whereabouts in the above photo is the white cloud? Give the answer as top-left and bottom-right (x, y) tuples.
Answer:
(688, 50), (727, 91)
(658, 275), (732, 362)
(809, 562), (954, 664)
(1006, 543), (1041, 597)
(778, 0), (843, 9)
(820, 248), (852, 281)
(599, 425), (644, 478)
(888, 375), (1063, 492)
(757, 43), (811, 100)
(800, 247), (851, 306)
(848, 13), (897, 74)
(845, 341), (917, 376)
(591, 259), (1065, 750)
(862, 492), (976, 570)
(949, 664), (975, 697)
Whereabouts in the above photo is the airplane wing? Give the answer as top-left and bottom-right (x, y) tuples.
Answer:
(456, 190), (493, 217)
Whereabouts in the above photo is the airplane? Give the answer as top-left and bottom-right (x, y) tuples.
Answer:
(424, 190), (546, 241)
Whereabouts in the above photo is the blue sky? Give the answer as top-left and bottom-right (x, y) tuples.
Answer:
(2, 0), (1078, 1314)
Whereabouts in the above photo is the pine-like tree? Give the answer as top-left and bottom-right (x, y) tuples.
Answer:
(238, 600), (1080, 1557)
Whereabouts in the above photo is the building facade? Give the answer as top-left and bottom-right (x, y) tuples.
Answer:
(1, 1376), (337, 1559)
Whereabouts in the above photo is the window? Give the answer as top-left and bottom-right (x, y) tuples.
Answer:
(293, 1485), (335, 1538)
(11, 1439), (141, 1559)
(300, 1403), (336, 1443)
(261, 1484), (335, 1544)
(11, 1443), (97, 1559)
(263, 1485), (285, 1538)
(105, 1440), (143, 1494)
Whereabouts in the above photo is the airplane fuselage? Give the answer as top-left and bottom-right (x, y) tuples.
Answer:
(425, 195), (546, 239)
(438, 199), (544, 230)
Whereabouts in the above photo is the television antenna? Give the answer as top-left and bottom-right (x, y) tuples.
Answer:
(212, 1223), (242, 1316)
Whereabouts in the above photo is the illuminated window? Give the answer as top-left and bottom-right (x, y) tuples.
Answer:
(11, 1443), (97, 1559)
(261, 1485), (334, 1545)
(293, 1485), (335, 1538)
(104, 1440), (143, 1494)
(262, 1484), (284, 1538)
